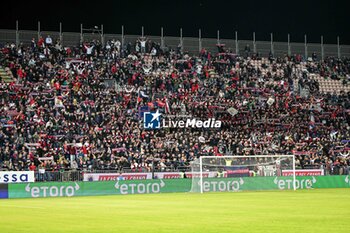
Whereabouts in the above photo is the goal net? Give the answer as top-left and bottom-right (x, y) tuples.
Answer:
(190, 155), (296, 193)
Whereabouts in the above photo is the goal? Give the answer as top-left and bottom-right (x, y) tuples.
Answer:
(190, 155), (296, 193)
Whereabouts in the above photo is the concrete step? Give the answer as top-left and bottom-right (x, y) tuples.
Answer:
(2, 79), (13, 83)
(0, 67), (14, 83)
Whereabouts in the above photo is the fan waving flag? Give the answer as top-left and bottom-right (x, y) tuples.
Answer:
(227, 107), (238, 116)
(267, 97), (275, 106)
(140, 90), (149, 98)
(165, 97), (171, 114)
(309, 114), (315, 130)
(157, 100), (165, 107)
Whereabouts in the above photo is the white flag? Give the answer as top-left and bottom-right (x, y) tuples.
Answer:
(267, 97), (275, 106)
(227, 107), (238, 116)
(140, 91), (149, 98)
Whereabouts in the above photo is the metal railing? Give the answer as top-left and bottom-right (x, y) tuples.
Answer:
(35, 170), (83, 182)
(33, 166), (192, 182)
(32, 165), (349, 183)
(0, 22), (349, 58)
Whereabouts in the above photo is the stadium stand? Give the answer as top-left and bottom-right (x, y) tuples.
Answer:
(0, 35), (349, 176)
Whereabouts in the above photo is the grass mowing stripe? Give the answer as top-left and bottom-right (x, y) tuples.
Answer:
(0, 188), (349, 233)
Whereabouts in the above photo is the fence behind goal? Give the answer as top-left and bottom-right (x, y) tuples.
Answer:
(191, 155), (296, 193)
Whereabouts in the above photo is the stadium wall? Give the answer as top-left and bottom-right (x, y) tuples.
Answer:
(1, 175), (349, 199)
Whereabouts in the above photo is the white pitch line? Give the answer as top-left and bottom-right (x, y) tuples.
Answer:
(0, 204), (45, 209)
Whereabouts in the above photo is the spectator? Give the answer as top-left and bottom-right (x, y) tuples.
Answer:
(29, 162), (36, 171)
(45, 35), (53, 45)
(139, 37), (146, 53)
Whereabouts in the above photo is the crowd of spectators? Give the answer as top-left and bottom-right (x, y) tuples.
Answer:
(0, 35), (349, 176)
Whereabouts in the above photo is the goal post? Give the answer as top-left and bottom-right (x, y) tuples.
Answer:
(191, 155), (296, 193)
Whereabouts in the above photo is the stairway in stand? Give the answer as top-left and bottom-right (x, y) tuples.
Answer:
(0, 66), (14, 83)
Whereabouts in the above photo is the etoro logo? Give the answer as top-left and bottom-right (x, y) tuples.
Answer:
(274, 177), (317, 190)
(115, 180), (165, 194)
(25, 183), (80, 198)
(200, 178), (244, 192)
(345, 176), (350, 185)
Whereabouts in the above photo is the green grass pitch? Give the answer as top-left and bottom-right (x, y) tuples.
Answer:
(1, 188), (349, 233)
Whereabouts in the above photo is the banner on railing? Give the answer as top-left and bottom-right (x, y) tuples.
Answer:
(83, 173), (151, 181)
(4, 175), (350, 199)
(282, 169), (324, 176)
(83, 172), (218, 181)
(0, 171), (35, 183)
